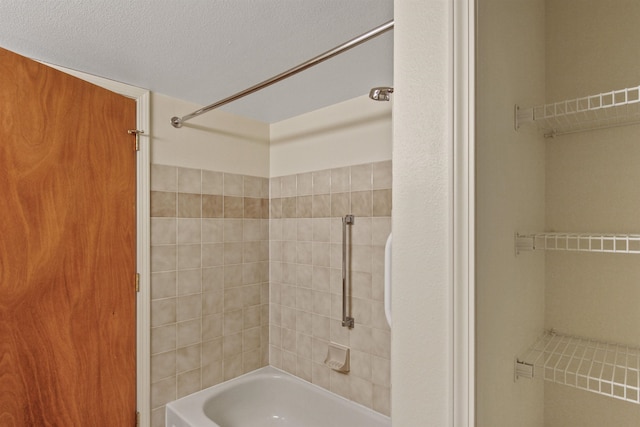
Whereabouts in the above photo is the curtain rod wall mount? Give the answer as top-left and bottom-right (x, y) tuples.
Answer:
(170, 19), (394, 128)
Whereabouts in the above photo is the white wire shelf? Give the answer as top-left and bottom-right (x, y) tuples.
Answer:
(516, 331), (640, 404)
(515, 85), (640, 137)
(515, 232), (640, 255)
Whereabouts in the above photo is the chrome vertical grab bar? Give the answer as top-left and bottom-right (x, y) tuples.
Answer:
(342, 215), (355, 329)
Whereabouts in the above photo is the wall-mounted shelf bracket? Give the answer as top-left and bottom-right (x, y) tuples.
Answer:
(514, 358), (534, 381)
(515, 233), (535, 255)
(514, 105), (534, 131)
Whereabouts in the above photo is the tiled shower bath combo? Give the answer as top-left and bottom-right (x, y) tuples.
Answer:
(150, 161), (391, 426)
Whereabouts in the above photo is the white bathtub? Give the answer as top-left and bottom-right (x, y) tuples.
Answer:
(166, 366), (391, 427)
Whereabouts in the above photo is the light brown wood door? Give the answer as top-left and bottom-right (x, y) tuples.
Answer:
(0, 47), (137, 426)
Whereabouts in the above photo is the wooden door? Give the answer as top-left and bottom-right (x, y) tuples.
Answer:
(0, 47), (137, 426)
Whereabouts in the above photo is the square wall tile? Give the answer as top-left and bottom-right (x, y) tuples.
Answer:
(244, 176), (263, 198)
(312, 194), (331, 218)
(351, 191), (372, 217)
(177, 294), (202, 321)
(372, 190), (392, 217)
(203, 267), (224, 293)
(177, 368), (201, 398)
(177, 269), (202, 295)
(330, 193), (350, 217)
(373, 385), (391, 416)
(151, 218), (176, 245)
(296, 173), (313, 196)
(151, 164), (177, 192)
(244, 198), (262, 219)
(373, 161), (392, 190)
(270, 198), (282, 219)
(202, 170), (223, 195)
(151, 271), (176, 300)
(330, 167), (350, 193)
(151, 350), (176, 382)
(178, 167), (201, 193)
(151, 245), (176, 273)
(224, 173), (244, 196)
(151, 324), (176, 355)
(202, 195), (223, 218)
(350, 163), (373, 192)
(281, 175), (297, 197)
(282, 197), (297, 218)
(202, 219), (223, 243)
(203, 291), (224, 316)
(177, 244), (201, 270)
(177, 218), (201, 244)
(177, 344), (201, 373)
(270, 177), (282, 198)
(151, 298), (176, 327)
(312, 169), (330, 195)
(178, 193), (201, 218)
(224, 196), (244, 218)
(297, 196), (312, 218)
(223, 220), (243, 242)
(202, 243), (223, 268)
(151, 376), (176, 409)
(177, 319), (201, 348)
(151, 191), (176, 218)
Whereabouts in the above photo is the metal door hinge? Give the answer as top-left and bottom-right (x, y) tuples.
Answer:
(135, 411), (140, 427)
(128, 129), (144, 152)
(135, 273), (140, 293)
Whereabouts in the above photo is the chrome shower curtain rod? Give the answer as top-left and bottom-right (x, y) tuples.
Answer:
(170, 19), (394, 128)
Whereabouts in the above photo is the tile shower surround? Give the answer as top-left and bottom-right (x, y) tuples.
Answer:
(150, 162), (391, 425)
(269, 162), (392, 416)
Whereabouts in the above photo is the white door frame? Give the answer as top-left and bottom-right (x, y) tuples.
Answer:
(453, 0), (475, 425)
(43, 64), (151, 427)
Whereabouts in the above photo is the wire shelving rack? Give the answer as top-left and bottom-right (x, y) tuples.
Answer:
(516, 331), (640, 404)
(515, 232), (640, 255)
(515, 85), (640, 137)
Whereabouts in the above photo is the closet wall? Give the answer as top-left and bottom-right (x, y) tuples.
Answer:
(543, 2), (640, 425)
(476, 0), (546, 426)
(478, 1), (640, 426)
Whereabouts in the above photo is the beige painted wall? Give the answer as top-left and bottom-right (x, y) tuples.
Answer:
(151, 93), (270, 177)
(270, 94), (392, 177)
(151, 92), (391, 179)
(544, 1), (640, 425)
(476, 1), (546, 426)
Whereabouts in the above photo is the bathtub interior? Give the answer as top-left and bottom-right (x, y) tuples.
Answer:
(166, 366), (391, 427)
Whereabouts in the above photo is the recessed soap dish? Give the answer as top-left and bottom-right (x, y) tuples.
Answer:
(324, 343), (350, 373)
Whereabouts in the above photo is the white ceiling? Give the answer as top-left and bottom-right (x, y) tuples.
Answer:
(0, 1), (393, 123)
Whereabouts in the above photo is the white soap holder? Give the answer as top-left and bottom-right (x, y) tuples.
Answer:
(324, 343), (350, 373)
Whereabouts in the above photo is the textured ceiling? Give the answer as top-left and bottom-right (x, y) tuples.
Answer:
(0, 0), (393, 123)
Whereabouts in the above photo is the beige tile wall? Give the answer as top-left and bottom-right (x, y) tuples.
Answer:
(269, 160), (392, 416)
(149, 161), (392, 426)
(150, 165), (269, 426)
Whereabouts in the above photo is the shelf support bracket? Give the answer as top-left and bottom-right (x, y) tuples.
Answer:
(514, 105), (534, 131)
(514, 358), (534, 381)
(515, 233), (535, 255)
